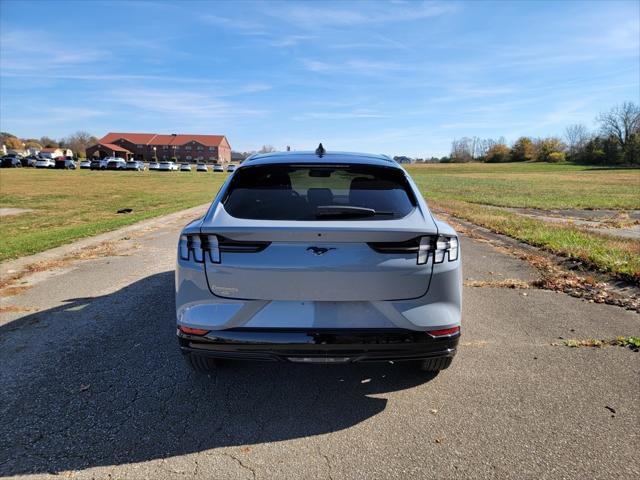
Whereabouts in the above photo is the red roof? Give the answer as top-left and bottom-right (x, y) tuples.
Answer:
(99, 143), (131, 153)
(99, 132), (227, 148)
(41, 147), (60, 153)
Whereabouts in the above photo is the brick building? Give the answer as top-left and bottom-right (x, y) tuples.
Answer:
(86, 132), (232, 164)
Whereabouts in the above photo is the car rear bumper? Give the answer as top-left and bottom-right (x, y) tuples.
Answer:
(178, 328), (458, 363)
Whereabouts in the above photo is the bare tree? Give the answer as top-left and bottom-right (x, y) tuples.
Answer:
(64, 131), (98, 158)
(450, 137), (473, 162)
(258, 145), (276, 153)
(564, 124), (589, 157)
(596, 102), (640, 148)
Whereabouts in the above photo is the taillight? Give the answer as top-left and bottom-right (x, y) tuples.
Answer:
(434, 235), (459, 263)
(179, 234), (269, 263)
(179, 326), (209, 336)
(428, 326), (460, 338)
(368, 235), (459, 265)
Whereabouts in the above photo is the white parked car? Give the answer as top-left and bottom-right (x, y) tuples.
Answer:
(196, 163), (208, 172)
(226, 164), (237, 172)
(213, 164), (224, 172)
(175, 148), (461, 374)
(35, 158), (55, 168)
(159, 161), (178, 171)
(106, 158), (127, 170)
(126, 161), (145, 171)
(180, 163), (192, 172)
(149, 161), (160, 170)
(79, 160), (91, 169)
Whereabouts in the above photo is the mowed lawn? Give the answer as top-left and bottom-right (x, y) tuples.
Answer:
(0, 169), (225, 262)
(1, 163), (639, 282)
(407, 163), (640, 282)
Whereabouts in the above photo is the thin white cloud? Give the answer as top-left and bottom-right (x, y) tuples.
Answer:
(107, 87), (268, 120)
(275, 1), (457, 28)
(293, 109), (388, 120)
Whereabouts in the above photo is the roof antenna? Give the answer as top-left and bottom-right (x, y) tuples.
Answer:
(315, 143), (325, 157)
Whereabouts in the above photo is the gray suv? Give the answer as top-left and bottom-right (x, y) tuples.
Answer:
(175, 149), (461, 374)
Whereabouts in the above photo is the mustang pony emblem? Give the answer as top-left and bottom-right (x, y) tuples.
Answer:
(306, 246), (336, 256)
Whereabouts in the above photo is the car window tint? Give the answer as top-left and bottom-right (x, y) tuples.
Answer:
(223, 164), (416, 220)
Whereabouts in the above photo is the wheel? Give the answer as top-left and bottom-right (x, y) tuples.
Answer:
(183, 352), (219, 373)
(419, 356), (453, 372)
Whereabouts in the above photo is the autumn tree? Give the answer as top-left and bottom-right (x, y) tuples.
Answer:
(1, 133), (22, 150)
(534, 137), (565, 162)
(485, 143), (511, 163)
(510, 137), (535, 162)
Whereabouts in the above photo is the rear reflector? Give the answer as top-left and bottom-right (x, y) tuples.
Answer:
(428, 326), (460, 337)
(179, 326), (210, 336)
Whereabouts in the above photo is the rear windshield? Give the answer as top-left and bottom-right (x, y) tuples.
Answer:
(223, 164), (416, 220)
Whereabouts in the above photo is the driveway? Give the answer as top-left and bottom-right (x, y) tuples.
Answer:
(0, 208), (638, 479)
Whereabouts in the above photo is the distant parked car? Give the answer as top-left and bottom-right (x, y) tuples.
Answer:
(126, 160), (145, 171)
(55, 156), (76, 169)
(196, 163), (208, 172)
(106, 158), (127, 170)
(213, 164), (224, 172)
(159, 161), (178, 171)
(149, 161), (160, 170)
(1, 156), (22, 168)
(226, 164), (237, 172)
(90, 158), (112, 170)
(180, 163), (192, 172)
(22, 155), (38, 167)
(79, 160), (91, 169)
(35, 158), (55, 168)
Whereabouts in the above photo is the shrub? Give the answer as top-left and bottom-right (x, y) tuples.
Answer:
(485, 144), (511, 163)
(548, 152), (565, 162)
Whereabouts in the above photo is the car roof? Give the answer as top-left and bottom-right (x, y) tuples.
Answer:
(241, 151), (399, 168)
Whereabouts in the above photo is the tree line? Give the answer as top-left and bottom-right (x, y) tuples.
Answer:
(1, 131), (98, 158)
(443, 101), (639, 165)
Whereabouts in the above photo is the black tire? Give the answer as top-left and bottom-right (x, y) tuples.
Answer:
(184, 353), (218, 373)
(419, 356), (453, 372)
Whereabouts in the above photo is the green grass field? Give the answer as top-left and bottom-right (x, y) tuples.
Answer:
(406, 163), (640, 281)
(1, 163), (638, 281)
(0, 169), (225, 261)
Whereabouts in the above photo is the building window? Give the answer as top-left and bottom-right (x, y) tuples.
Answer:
(209, 156), (215, 161)
(196, 146), (203, 151)
(209, 147), (215, 151)
(137, 145), (144, 148)
(162, 145), (168, 150)
(186, 155), (192, 160)
(185, 146), (192, 151)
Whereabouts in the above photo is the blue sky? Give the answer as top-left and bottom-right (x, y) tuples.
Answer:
(1, 0), (638, 156)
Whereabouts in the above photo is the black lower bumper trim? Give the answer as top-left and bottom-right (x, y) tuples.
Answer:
(178, 328), (459, 363)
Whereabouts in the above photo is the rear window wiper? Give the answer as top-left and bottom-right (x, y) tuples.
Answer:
(315, 205), (395, 218)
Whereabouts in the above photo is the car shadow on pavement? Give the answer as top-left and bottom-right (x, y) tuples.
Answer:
(0, 271), (437, 476)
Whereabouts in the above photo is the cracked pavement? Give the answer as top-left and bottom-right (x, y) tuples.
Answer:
(0, 207), (638, 479)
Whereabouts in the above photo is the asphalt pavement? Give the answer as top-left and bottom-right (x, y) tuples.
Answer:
(0, 207), (638, 480)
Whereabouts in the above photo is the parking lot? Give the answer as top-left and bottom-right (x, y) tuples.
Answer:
(1, 207), (637, 480)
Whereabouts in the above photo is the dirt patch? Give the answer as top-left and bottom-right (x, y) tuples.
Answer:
(553, 337), (640, 351)
(0, 208), (33, 217)
(0, 305), (35, 314)
(443, 214), (640, 313)
(465, 279), (530, 289)
(0, 240), (128, 295)
(499, 207), (640, 240)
